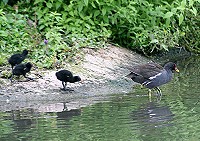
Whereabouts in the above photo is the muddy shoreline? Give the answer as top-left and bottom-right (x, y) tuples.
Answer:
(0, 45), (148, 111)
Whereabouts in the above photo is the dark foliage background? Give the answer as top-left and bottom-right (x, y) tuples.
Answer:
(0, 0), (199, 68)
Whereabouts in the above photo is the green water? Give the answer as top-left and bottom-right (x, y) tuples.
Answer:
(0, 56), (200, 141)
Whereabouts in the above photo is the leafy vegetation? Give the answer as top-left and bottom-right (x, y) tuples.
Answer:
(0, 0), (199, 68)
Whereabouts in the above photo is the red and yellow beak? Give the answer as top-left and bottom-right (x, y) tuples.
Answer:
(175, 67), (179, 72)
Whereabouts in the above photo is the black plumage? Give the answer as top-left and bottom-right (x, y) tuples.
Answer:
(56, 70), (81, 91)
(8, 49), (28, 70)
(10, 62), (33, 82)
(126, 62), (179, 94)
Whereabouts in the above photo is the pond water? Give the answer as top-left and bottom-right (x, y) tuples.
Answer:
(0, 56), (200, 141)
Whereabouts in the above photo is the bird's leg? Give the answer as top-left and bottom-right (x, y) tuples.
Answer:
(61, 82), (74, 91)
(63, 102), (68, 111)
(155, 87), (162, 101)
(148, 89), (152, 102)
(24, 74), (34, 81)
(10, 74), (14, 83)
(61, 81), (65, 90)
(61, 81), (68, 91)
(140, 84), (144, 89)
(155, 87), (162, 97)
(64, 82), (67, 91)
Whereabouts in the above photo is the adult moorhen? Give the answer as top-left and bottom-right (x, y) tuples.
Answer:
(10, 62), (33, 82)
(8, 49), (28, 70)
(56, 70), (81, 91)
(126, 62), (179, 96)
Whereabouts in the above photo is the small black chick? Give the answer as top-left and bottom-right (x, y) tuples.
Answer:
(56, 70), (81, 91)
(10, 62), (33, 82)
(8, 49), (28, 70)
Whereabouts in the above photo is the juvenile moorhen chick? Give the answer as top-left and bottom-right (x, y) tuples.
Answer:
(8, 49), (28, 70)
(10, 62), (33, 82)
(126, 62), (179, 95)
(56, 70), (81, 91)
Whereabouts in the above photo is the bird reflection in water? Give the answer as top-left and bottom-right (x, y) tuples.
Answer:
(131, 102), (174, 129)
(9, 109), (36, 131)
(56, 102), (81, 120)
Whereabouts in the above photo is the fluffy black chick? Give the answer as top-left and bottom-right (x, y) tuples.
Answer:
(10, 62), (33, 82)
(8, 49), (28, 70)
(55, 70), (81, 91)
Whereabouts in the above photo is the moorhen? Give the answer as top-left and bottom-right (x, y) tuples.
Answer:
(10, 62), (33, 82)
(56, 70), (81, 91)
(8, 49), (28, 70)
(126, 62), (179, 95)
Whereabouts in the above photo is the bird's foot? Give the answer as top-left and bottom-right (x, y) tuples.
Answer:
(60, 88), (74, 91)
(25, 77), (35, 81)
(10, 79), (13, 83)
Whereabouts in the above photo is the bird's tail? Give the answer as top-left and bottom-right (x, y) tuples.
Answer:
(125, 72), (136, 78)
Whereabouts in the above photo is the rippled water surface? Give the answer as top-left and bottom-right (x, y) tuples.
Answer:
(1, 56), (200, 141)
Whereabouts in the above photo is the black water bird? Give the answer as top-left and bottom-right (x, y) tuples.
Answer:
(10, 62), (33, 82)
(8, 49), (28, 70)
(126, 62), (179, 96)
(56, 70), (81, 91)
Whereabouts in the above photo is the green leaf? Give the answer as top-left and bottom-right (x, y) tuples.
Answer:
(69, 11), (74, 17)
(181, 0), (186, 8)
(190, 7), (197, 16)
(34, 0), (43, 5)
(0, 30), (8, 36)
(37, 12), (43, 19)
(65, 18), (73, 23)
(102, 8), (106, 16)
(171, 8), (177, 13)
(189, 0), (194, 7)
(78, 4), (83, 12)
(41, 7), (48, 15)
(164, 12), (173, 18)
(85, 23), (90, 29)
(179, 13), (184, 26)
(3, 0), (8, 4)
(111, 16), (116, 24)
(91, 2), (96, 8)
(39, 25), (45, 30)
(165, 18), (170, 27)
(46, 2), (52, 8)
(161, 44), (168, 51)
(95, 0), (100, 5)
(88, 19), (95, 25)
(55, 1), (61, 10)
(84, 0), (88, 6)
(94, 10), (100, 18)
(17, 20), (25, 24)
(103, 16), (109, 23)
(150, 39), (159, 44)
